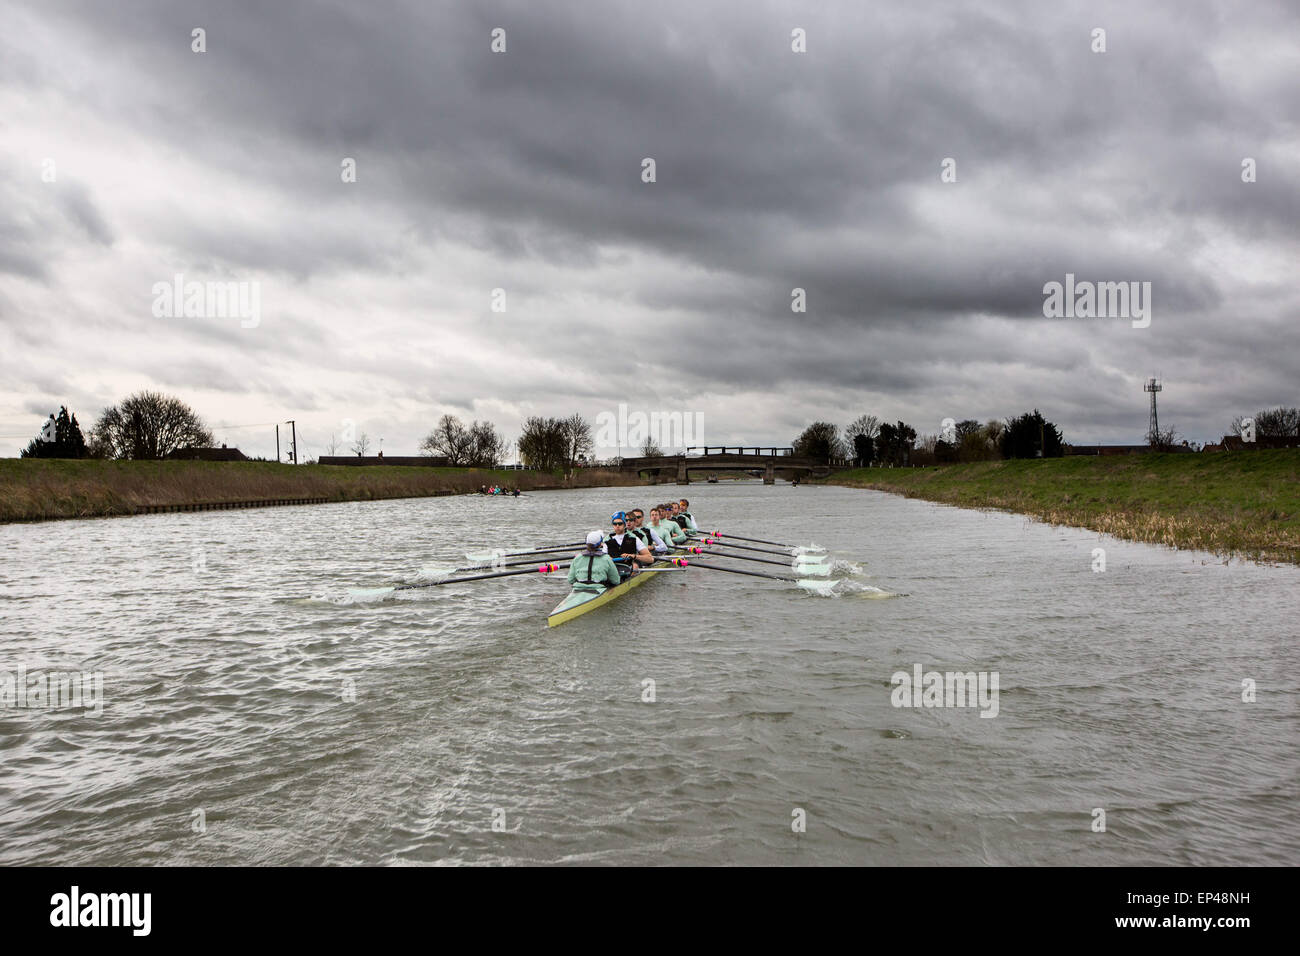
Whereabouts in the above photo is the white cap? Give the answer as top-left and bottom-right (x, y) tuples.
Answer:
(585, 531), (605, 548)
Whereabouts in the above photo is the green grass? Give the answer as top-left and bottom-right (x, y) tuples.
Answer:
(825, 451), (1300, 564)
(0, 459), (645, 523)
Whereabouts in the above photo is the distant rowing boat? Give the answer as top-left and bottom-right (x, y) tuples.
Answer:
(546, 542), (698, 627)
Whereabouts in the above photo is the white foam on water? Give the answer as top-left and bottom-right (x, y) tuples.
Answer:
(302, 586), (398, 605)
(796, 579), (899, 599)
(794, 562), (832, 577)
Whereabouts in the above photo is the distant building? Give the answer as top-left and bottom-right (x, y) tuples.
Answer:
(167, 445), (248, 461)
(1205, 435), (1300, 452)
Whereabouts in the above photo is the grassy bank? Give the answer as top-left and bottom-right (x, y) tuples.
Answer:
(0, 459), (647, 523)
(825, 451), (1300, 564)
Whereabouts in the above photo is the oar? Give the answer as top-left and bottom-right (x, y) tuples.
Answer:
(681, 560), (835, 594)
(680, 546), (823, 574)
(699, 538), (793, 557)
(706, 531), (827, 555)
(464, 543), (584, 562)
(443, 554), (580, 573)
(704, 531), (792, 548)
(395, 563), (568, 590)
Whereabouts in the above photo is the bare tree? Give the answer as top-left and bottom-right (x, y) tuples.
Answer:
(640, 437), (663, 457)
(421, 414), (473, 464)
(324, 433), (340, 456)
(564, 413), (593, 471)
(517, 416), (568, 470)
(466, 420), (509, 467)
(845, 414), (880, 443)
(90, 391), (214, 459)
(1149, 424), (1182, 451)
(352, 432), (371, 457)
(1254, 407), (1300, 437)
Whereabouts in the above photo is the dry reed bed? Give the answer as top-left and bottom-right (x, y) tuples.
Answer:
(0, 461), (647, 523)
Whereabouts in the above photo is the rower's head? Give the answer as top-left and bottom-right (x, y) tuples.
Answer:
(649, 507), (660, 523)
(631, 509), (644, 526)
(610, 511), (627, 533)
(679, 499), (689, 510)
(584, 531), (605, 552)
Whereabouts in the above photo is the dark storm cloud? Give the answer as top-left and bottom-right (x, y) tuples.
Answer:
(1, 0), (1297, 453)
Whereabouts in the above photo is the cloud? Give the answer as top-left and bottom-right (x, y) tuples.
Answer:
(0, 0), (1297, 457)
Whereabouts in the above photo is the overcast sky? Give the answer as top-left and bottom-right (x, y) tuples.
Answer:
(2, 0), (1297, 459)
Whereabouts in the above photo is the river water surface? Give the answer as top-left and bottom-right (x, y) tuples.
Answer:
(1, 482), (1296, 865)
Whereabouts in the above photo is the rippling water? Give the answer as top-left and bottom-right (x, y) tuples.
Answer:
(1, 483), (1297, 865)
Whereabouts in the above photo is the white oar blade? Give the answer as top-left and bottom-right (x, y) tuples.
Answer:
(793, 562), (831, 577)
(794, 544), (827, 555)
(416, 567), (455, 582)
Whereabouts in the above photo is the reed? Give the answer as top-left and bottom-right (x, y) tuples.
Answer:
(827, 450), (1300, 565)
(0, 459), (647, 523)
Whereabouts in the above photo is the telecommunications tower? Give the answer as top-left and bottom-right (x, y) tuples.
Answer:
(1145, 378), (1162, 444)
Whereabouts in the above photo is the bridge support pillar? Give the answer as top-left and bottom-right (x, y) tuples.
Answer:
(763, 461), (775, 485)
(676, 458), (689, 485)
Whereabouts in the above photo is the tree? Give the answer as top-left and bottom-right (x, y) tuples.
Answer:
(421, 414), (473, 465)
(517, 416), (569, 471)
(467, 420), (509, 467)
(563, 413), (593, 472)
(851, 433), (874, 467)
(21, 406), (88, 459)
(352, 432), (371, 457)
(1253, 407), (1300, 437)
(89, 391), (213, 460)
(845, 414), (879, 443)
(933, 435), (959, 463)
(640, 437), (664, 457)
(793, 421), (846, 460)
(874, 421), (917, 466)
(323, 433), (340, 456)
(1149, 424), (1182, 451)
(1000, 410), (1064, 459)
(845, 415), (879, 466)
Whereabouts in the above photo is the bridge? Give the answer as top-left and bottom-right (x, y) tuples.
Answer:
(616, 446), (842, 485)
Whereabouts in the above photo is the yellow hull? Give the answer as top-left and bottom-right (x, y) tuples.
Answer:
(546, 547), (691, 627)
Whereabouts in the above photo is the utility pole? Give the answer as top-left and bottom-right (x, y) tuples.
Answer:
(287, 420), (297, 464)
(276, 424), (281, 463)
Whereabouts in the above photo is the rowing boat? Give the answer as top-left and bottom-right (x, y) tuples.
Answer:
(546, 543), (696, 627)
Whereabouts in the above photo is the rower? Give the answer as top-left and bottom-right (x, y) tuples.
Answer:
(566, 531), (622, 593)
(605, 512), (653, 576)
(648, 506), (689, 546)
(628, 509), (668, 554)
(676, 498), (698, 532)
(664, 502), (690, 538)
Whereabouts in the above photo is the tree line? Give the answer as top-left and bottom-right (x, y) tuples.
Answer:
(793, 410), (1066, 465)
(18, 391), (600, 472)
(19, 391), (1298, 465)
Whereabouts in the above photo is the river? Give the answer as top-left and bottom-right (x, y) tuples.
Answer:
(1, 482), (1296, 865)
